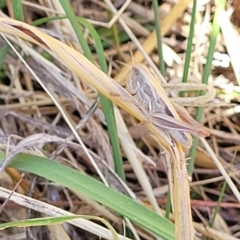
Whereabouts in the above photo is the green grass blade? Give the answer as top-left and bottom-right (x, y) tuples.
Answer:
(1, 0), (23, 83)
(75, 18), (106, 69)
(76, 17), (124, 180)
(108, 11), (121, 60)
(76, 17), (124, 179)
(188, 0), (227, 175)
(58, 0), (92, 60)
(209, 154), (235, 229)
(1, 153), (175, 239)
(58, 1), (124, 179)
(0, 0), (6, 8)
(31, 16), (66, 26)
(12, 0), (24, 21)
(181, 0), (197, 173)
(165, 190), (172, 219)
(0, 215), (118, 239)
(0, 43), (9, 71)
(188, 137), (199, 175)
(180, 0), (197, 97)
(209, 179), (227, 228)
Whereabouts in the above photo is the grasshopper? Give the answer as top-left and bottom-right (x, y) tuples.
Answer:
(126, 64), (210, 148)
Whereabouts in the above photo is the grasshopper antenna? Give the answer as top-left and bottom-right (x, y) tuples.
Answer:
(116, 42), (135, 70)
(116, 60), (132, 71)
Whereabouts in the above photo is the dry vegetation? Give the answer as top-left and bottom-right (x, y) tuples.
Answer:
(0, 0), (240, 239)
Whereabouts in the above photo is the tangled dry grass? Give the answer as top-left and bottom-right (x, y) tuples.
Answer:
(0, 0), (240, 239)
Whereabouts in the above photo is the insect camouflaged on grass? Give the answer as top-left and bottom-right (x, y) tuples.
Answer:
(126, 64), (210, 148)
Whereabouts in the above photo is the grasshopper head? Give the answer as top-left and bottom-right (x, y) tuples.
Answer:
(126, 65), (149, 95)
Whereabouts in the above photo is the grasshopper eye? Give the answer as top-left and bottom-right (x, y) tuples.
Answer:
(131, 68), (144, 84)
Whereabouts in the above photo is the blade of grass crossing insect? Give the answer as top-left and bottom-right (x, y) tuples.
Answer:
(188, 0), (227, 175)
(76, 17), (125, 180)
(180, 0), (197, 97)
(152, 0), (165, 77)
(12, 0), (24, 21)
(59, 0), (124, 179)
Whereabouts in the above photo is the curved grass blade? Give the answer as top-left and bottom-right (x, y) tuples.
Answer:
(0, 215), (119, 240)
(0, 152), (175, 239)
